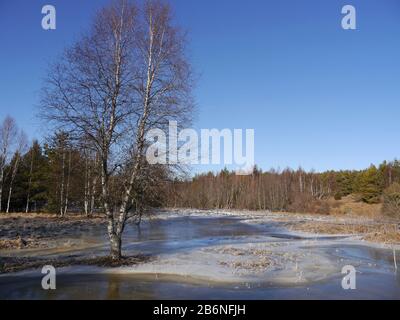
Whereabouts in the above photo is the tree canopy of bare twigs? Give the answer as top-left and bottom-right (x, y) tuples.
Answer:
(40, 0), (194, 260)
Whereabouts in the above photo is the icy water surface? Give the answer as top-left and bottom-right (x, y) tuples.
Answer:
(1, 214), (399, 299)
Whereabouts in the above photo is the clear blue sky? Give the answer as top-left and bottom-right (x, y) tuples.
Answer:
(0, 0), (399, 173)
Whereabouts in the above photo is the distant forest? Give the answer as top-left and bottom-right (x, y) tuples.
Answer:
(1, 116), (400, 218)
(166, 164), (400, 217)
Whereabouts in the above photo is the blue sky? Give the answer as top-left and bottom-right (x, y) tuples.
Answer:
(0, 0), (399, 173)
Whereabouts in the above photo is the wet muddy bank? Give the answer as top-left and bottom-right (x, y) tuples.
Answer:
(0, 255), (151, 274)
(0, 213), (106, 250)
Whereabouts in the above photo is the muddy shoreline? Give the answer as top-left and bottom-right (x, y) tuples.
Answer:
(0, 213), (107, 250)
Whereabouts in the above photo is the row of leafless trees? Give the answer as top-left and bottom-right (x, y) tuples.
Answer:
(165, 168), (336, 213)
(166, 161), (400, 215)
(0, 117), (28, 213)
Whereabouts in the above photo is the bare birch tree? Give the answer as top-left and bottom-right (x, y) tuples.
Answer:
(25, 141), (35, 213)
(59, 142), (66, 216)
(41, 0), (193, 260)
(0, 117), (18, 213)
(84, 149), (91, 216)
(6, 131), (27, 213)
(62, 149), (72, 217)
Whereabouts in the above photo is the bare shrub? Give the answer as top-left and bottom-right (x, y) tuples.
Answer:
(382, 183), (400, 218)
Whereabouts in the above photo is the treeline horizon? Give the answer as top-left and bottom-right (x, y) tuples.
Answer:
(166, 163), (400, 217)
(1, 115), (400, 217)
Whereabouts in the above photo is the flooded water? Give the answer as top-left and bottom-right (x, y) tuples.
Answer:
(1, 214), (400, 299)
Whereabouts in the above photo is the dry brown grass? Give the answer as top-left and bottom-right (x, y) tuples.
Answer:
(0, 212), (106, 250)
(327, 195), (382, 218)
(273, 196), (400, 245)
(290, 220), (400, 245)
(0, 238), (30, 250)
(0, 212), (104, 220)
(363, 224), (400, 244)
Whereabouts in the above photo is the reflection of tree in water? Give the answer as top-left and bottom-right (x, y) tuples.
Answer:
(106, 274), (121, 300)
(106, 274), (161, 300)
(367, 247), (395, 265)
(396, 269), (400, 286)
(367, 246), (400, 278)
